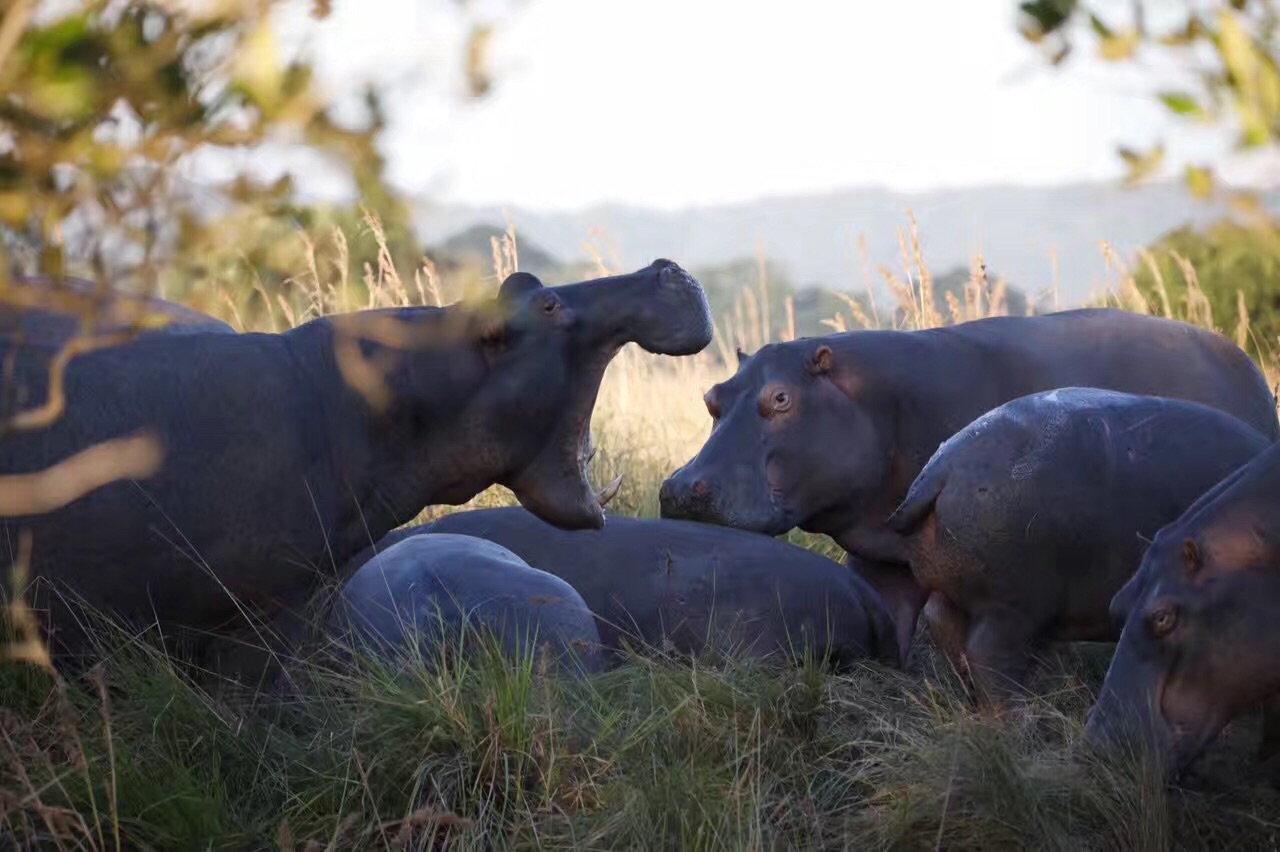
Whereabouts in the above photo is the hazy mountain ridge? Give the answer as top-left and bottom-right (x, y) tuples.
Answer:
(413, 182), (1280, 306)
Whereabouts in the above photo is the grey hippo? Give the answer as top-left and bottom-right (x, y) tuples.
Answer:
(330, 533), (604, 676)
(1087, 438), (1280, 775)
(349, 508), (900, 670)
(658, 309), (1279, 662)
(886, 388), (1270, 707)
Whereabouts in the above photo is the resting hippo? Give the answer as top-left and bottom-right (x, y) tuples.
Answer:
(1, 274), (235, 343)
(886, 388), (1270, 706)
(2, 261), (712, 677)
(330, 534), (604, 675)
(658, 309), (1279, 661)
(1086, 439), (1280, 774)
(350, 508), (900, 670)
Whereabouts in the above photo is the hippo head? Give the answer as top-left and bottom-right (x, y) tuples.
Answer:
(337, 260), (711, 531)
(1085, 498), (1280, 775)
(659, 339), (887, 536)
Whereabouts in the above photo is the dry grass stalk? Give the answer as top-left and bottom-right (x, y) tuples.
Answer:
(755, 243), (770, 347)
(1236, 289), (1251, 350)
(2, 531), (52, 672)
(1139, 249), (1174, 319)
(1172, 250), (1214, 330)
(743, 286), (762, 355)
(416, 256), (442, 307)
(856, 233), (881, 328)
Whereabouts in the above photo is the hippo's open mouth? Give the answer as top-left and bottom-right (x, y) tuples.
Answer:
(506, 373), (623, 530)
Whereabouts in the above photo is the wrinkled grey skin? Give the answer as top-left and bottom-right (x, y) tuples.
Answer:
(2, 260), (712, 679)
(885, 388), (1269, 705)
(1086, 439), (1280, 775)
(659, 309), (1279, 662)
(1, 274), (236, 342)
(329, 534), (604, 676)
(349, 508), (900, 670)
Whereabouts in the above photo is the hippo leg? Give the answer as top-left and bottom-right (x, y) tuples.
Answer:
(1259, 695), (1280, 762)
(851, 557), (929, 667)
(964, 613), (1037, 710)
(923, 593), (970, 678)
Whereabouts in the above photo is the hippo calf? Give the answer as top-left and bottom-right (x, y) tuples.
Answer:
(887, 388), (1269, 706)
(660, 308), (1280, 660)
(330, 534), (604, 676)
(1087, 439), (1280, 774)
(352, 508), (900, 670)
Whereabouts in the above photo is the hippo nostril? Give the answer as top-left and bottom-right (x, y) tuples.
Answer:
(692, 480), (709, 497)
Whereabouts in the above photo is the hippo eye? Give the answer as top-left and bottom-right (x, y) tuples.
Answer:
(541, 297), (559, 315)
(1148, 607), (1178, 638)
(772, 390), (791, 412)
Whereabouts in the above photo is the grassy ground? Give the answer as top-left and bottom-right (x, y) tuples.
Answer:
(4, 215), (1280, 849)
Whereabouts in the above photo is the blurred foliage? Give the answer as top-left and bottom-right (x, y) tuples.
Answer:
(1018, 0), (1280, 202)
(0, 0), (497, 303)
(1135, 218), (1280, 357)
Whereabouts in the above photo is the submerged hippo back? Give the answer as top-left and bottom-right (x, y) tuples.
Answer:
(401, 509), (900, 668)
(330, 533), (604, 675)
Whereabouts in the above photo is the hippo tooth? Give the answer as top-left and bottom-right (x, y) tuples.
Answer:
(596, 474), (623, 508)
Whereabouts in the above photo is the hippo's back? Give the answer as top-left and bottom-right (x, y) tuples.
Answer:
(331, 533), (604, 674)
(410, 508), (900, 667)
(926, 308), (1279, 440)
(1, 275), (235, 347)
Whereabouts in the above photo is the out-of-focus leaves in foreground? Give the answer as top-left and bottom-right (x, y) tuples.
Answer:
(1018, 0), (1280, 200)
(0, 0), (502, 299)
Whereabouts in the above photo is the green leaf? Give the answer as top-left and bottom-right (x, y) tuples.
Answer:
(1088, 13), (1114, 38)
(1159, 91), (1202, 116)
(1018, 0), (1077, 38)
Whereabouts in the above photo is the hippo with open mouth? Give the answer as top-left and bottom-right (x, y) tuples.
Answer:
(1, 261), (712, 679)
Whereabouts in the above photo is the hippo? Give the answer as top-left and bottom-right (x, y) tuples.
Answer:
(885, 388), (1270, 706)
(658, 309), (1279, 661)
(1, 274), (236, 343)
(1, 261), (712, 679)
(349, 508), (900, 670)
(329, 534), (604, 676)
(1086, 439), (1280, 774)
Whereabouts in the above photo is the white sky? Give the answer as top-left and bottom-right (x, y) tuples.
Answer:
(279, 0), (1233, 211)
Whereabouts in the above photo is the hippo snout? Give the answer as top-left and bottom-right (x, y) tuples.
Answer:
(658, 469), (714, 521)
(644, 260), (712, 356)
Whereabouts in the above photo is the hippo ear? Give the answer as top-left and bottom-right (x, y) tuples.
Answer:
(1183, 538), (1201, 575)
(499, 272), (544, 300)
(807, 344), (833, 376)
(735, 346), (749, 366)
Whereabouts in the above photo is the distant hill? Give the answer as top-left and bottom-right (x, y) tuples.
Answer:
(428, 223), (563, 278)
(412, 182), (1280, 306)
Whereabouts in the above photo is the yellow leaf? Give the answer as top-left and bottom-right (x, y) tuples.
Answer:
(233, 20), (283, 112)
(1185, 165), (1213, 198)
(1098, 31), (1138, 61)
(0, 192), (29, 224)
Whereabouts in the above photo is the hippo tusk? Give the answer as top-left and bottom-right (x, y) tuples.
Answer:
(596, 474), (623, 508)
